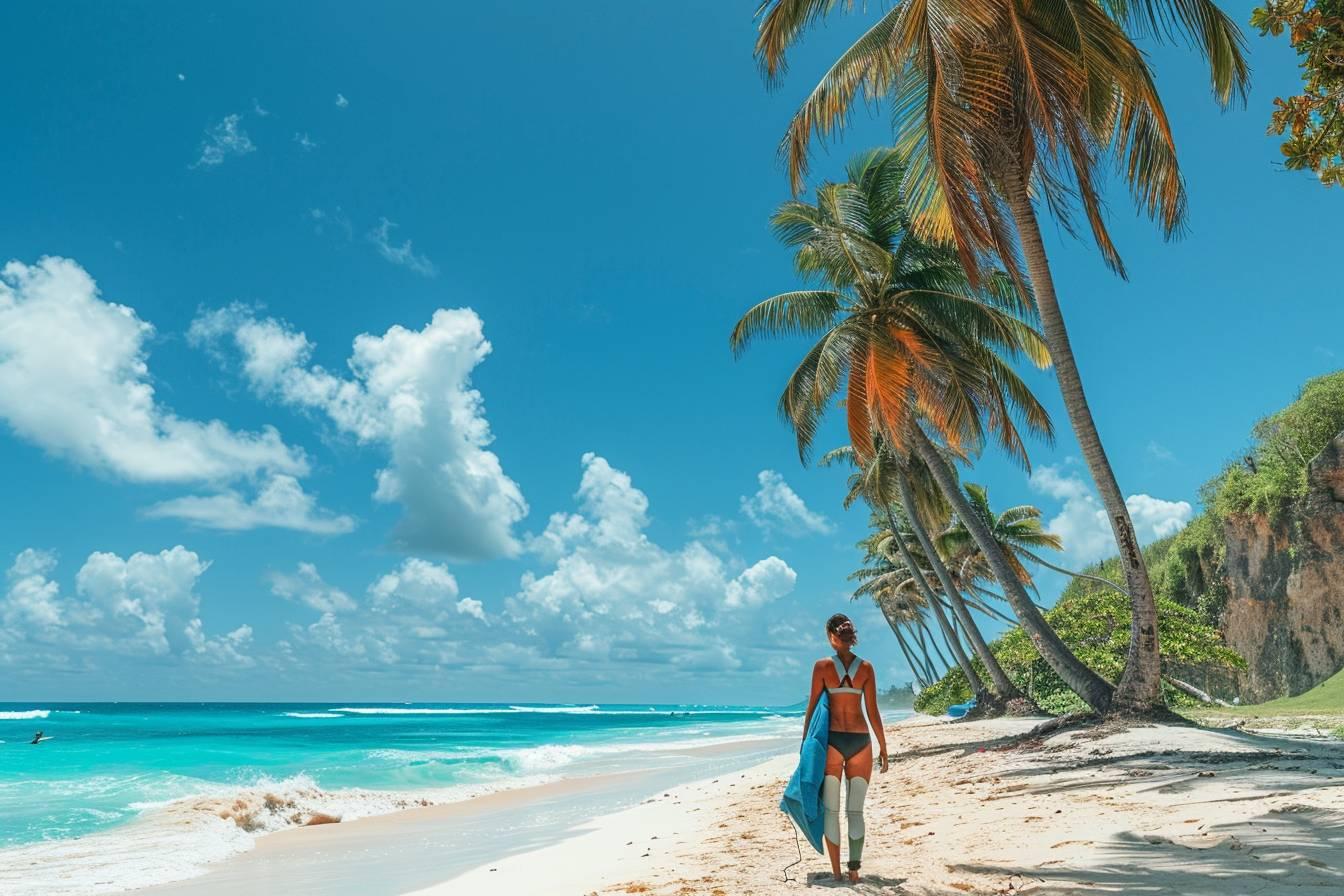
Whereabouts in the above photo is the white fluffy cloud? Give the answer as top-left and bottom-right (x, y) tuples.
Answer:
(269, 562), (357, 614)
(371, 558), (485, 621)
(75, 547), (211, 655)
(293, 612), (399, 666)
(3, 549), (63, 630)
(1, 546), (250, 665)
(145, 474), (355, 534)
(190, 305), (527, 559)
(0, 258), (306, 484)
(741, 470), (833, 536)
(1029, 464), (1194, 566)
(724, 556), (798, 609)
(279, 557), (488, 668)
(506, 454), (797, 667)
(193, 113), (255, 168)
(186, 620), (256, 667)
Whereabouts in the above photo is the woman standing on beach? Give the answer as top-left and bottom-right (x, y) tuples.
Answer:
(802, 613), (888, 882)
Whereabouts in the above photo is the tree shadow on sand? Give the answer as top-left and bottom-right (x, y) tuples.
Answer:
(978, 727), (1344, 803)
(955, 806), (1344, 895)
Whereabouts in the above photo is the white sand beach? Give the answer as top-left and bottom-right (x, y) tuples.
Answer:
(424, 715), (1344, 896)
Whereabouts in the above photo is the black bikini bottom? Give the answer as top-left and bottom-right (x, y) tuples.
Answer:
(827, 730), (871, 760)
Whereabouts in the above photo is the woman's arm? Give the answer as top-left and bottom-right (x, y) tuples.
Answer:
(801, 661), (824, 740)
(862, 662), (889, 772)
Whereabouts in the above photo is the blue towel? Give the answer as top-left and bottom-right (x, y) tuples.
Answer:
(779, 690), (829, 853)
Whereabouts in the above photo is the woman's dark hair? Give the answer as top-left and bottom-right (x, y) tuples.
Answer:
(826, 613), (858, 647)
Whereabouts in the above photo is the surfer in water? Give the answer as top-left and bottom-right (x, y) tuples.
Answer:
(802, 613), (888, 882)
(30, 730), (44, 745)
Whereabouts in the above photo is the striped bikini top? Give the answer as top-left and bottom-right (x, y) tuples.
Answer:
(827, 654), (864, 696)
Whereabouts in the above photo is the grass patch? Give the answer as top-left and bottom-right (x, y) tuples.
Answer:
(1227, 667), (1344, 715)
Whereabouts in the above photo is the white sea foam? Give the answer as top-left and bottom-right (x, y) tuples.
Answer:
(329, 705), (600, 716)
(281, 711), (343, 719)
(0, 772), (553, 896)
(361, 730), (790, 776)
(329, 705), (786, 717)
(0, 709), (50, 720)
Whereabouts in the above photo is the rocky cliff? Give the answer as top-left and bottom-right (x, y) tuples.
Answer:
(1214, 430), (1344, 702)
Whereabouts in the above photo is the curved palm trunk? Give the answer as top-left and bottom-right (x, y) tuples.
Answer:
(882, 507), (987, 695)
(872, 598), (930, 687)
(1005, 175), (1163, 715)
(961, 590), (1020, 626)
(889, 622), (930, 689)
(1019, 548), (1131, 598)
(894, 471), (1023, 701)
(912, 428), (1114, 713)
(906, 622), (941, 684)
(914, 617), (952, 676)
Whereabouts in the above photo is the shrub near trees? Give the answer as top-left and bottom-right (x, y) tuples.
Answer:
(914, 586), (1246, 716)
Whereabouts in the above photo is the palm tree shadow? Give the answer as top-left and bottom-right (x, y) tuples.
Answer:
(888, 727), (1049, 763)
(955, 806), (1344, 895)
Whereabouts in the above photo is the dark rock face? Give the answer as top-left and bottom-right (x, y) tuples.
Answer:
(1217, 432), (1344, 702)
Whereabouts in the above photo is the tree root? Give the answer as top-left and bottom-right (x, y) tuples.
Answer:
(1025, 710), (1097, 738)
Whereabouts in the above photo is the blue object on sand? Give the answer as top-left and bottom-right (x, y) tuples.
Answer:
(779, 690), (829, 854)
(947, 696), (978, 718)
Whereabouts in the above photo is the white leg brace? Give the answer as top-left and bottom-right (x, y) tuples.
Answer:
(821, 775), (842, 846)
(846, 776), (868, 869)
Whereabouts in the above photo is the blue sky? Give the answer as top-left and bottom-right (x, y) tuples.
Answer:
(1, 2), (1339, 704)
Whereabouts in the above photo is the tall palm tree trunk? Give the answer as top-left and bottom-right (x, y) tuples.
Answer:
(894, 472), (1023, 701)
(1004, 173), (1163, 715)
(914, 617), (952, 675)
(888, 622), (930, 689)
(912, 428), (1114, 713)
(905, 621), (941, 683)
(872, 598), (930, 686)
(881, 507), (988, 696)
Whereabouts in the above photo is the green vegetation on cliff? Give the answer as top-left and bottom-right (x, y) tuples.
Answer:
(1204, 370), (1344, 522)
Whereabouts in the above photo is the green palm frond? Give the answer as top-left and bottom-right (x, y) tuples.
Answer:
(730, 290), (843, 357)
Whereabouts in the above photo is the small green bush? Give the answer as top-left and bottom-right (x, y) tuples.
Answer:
(913, 668), (972, 715)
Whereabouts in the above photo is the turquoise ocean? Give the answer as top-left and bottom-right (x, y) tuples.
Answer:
(0, 702), (802, 894)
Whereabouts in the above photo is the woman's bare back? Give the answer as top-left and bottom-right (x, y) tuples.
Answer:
(814, 657), (871, 733)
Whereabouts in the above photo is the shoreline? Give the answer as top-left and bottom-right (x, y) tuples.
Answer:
(432, 714), (1344, 895)
(133, 734), (797, 895)
(0, 705), (800, 896)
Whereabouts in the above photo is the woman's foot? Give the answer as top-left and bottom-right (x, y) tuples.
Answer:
(848, 869), (861, 883)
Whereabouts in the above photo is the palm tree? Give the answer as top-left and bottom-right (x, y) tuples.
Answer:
(833, 445), (1024, 707)
(869, 505), (990, 699)
(732, 149), (1115, 712)
(850, 551), (940, 688)
(939, 483), (1131, 598)
(752, 0), (1248, 715)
